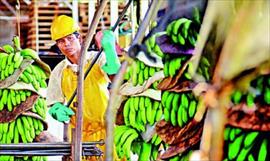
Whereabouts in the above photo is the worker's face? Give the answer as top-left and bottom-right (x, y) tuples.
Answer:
(56, 34), (82, 61)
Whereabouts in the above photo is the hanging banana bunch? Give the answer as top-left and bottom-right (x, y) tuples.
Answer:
(0, 36), (50, 161)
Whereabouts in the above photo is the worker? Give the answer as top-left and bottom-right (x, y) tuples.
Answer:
(46, 15), (121, 160)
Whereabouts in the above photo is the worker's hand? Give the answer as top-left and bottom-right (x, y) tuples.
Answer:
(100, 30), (121, 75)
(48, 102), (75, 122)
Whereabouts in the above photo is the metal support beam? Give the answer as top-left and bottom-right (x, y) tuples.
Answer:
(72, 0), (79, 25)
(76, 0), (108, 160)
(88, 1), (95, 27)
(1, 0), (16, 16)
(110, 0), (118, 40)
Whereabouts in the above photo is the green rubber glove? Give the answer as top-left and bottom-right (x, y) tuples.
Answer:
(101, 30), (121, 75)
(49, 102), (75, 122)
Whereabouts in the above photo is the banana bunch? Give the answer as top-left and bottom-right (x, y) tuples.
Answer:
(0, 36), (49, 161)
(0, 51), (24, 80)
(0, 116), (44, 144)
(31, 97), (47, 120)
(18, 64), (48, 91)
(0, 89), (31, 112)
(166, 18), (199, 47)
(196, 56), (211, 81)
(114, 125), (139, 160)
(161, 91), (198, 127)
(124, 60), (161, 88)
(231, 74), (270, 106)
(123, 96), (163, 132)
(223, 126), (269, 161)
(163, 55), (189, 78)
(144, 32), (166, 58)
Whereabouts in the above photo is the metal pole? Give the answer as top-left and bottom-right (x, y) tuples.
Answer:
(75, 0), (108, 160)
(105, 0), (162, 160)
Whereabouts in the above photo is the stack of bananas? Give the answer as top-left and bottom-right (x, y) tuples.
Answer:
(223, 126), (269, 161)
(124, 59), (162, 89)
(117, 60), (164, 160)
(161, 91), (198, 127)
(166, 18), (199, 47)
(222, 74), (270, 161)
(116, 15), (206, 160)
(231, 74), (270, 106)
(0, 36), (49, 161)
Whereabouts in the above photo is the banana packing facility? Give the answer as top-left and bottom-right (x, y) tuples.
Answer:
(0, 0), (269, 161)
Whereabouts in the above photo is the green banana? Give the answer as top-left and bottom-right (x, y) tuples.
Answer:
(10, 90), (16, 106)
(166, 21), (175, 35)
(181, 93), (189, 108)
(13, 126), (19, 143)
(140, 105), (147, 125)
(145, 39), (152, 53)
(20, 48), (38, 59)
(177, 104), (183, 127)
(264, 87), (270, 104)
(123, 99), (131, 125)
(188, 100), (197, 118)
(118, 129), (136, 147)
(232, 90), (242, 104)
(7, 92), (13, 111)
(1, 89), (8, 105)
(138, 142), (152, 161)
(164, 61), (169, 77)
(151, 145), (159, 161)
(21, 116), (30, 130)
(129, 107), (136, 128)
(172, 94), (180, 111)
(170, 107), (177, 126)
(181, 105), (188, 124)
(229, 128), (236, 141)
(243, 131), (258, 148)
(7, 53), (14, 65)
(37, 119), (44, 131)
(246, 93), (254, 107)
(146, 101), (152, 124)
(182, 20), (192, 38)
(172, 18), (188, 35)
(155, 104), (163, 121)
(149, 67), (156, 77)
(258, 139), (267, 161)
(162, 91), (170, 107)
(114, 126), (129, 146)
(224, 127), (231, 141)
(144, 66), (149, 80)
(140, 61), (145, 69)
(165, 92), (174, 110)
(2, 44), (14, 54)
(164, 107), (170, 122)
(248, 154), (255, 161)
(228, 134), (244, 160)
(1, 55), (8, 70)
(122, 131), (139, 160)
(149, 35), (156, 48)
(236, 145), (252, 161)
(15, 90), (21, 105)
(134, 97), (139, 111)
(154, 136), (162, 146)
(177, 32), (186, 45)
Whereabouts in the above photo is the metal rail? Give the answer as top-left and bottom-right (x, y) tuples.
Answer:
(0, 142), (104, 156)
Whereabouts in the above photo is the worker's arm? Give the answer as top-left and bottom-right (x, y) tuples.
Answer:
(96, 30), (121, 75)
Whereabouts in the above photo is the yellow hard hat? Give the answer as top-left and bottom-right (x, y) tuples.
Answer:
(50, 15), (80, 41)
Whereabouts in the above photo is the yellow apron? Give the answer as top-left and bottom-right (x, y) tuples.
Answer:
(62, 63), (109, 160)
